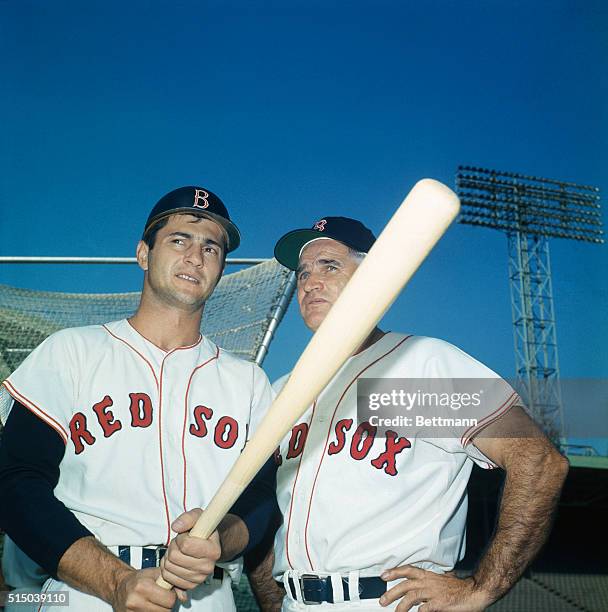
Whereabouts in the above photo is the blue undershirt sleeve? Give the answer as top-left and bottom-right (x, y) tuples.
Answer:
(0, 401), (93, 579)
(228, 456), (281, 560)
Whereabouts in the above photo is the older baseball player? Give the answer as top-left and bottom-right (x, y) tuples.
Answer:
(245, 216), (569, 612)
(0, 186), (275, 611)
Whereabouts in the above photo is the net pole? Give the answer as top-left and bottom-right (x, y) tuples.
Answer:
(254, 272), (297, 365)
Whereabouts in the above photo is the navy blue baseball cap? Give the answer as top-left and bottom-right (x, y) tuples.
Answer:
(143, 186), (241, 252)
(274, 216), (376, 270)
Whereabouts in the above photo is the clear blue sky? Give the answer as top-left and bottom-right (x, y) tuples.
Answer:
(1, 0), (606, 446)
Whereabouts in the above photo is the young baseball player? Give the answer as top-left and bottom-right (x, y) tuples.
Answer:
(0, 186), (275, 611)
(247, 216), (568, 611)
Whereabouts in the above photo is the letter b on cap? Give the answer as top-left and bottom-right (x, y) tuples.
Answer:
(193, 189), (210, 209)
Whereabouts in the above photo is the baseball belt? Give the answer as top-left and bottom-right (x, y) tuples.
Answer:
(117, 545), (224, 580)
(286, 574), (387, 604)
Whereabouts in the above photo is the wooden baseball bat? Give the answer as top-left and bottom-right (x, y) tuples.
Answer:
(157, 178), (460, 588)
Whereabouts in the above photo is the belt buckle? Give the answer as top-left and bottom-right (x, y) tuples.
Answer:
(299, 574), (323, 605)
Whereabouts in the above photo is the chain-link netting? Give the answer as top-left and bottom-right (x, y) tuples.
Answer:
(0, 259), (294, 380)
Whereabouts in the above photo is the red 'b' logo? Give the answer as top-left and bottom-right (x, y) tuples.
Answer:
(193, 189), (210, 209)
(313, 219), (327, 231)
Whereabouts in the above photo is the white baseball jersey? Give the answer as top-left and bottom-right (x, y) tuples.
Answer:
(2, 319), (272, 576)
(272, 332), (517, 579)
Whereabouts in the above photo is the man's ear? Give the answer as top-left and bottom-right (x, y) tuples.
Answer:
(136, 240), (149, 271)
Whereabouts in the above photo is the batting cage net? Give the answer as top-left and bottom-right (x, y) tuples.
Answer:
(0, 259), (295, 611)
(0, 259), (294, 381)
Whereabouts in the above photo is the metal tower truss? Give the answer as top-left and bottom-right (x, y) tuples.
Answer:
(456, 165), (603, 441)
(507, 233), (563, 437)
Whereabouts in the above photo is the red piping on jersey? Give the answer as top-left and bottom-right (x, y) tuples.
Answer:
(181, 346), (220, 512)
(126, 319), (203, 354)
(461, 391), (519, 447)
(285, 400), (317, 571)
(301, 334), (413, 570)
(102, 324), (161, 392)
(2, 380), (69, 444)
(157, 355), (172, 544)
(103, 323), (204, 544)
(156, 338), (208, 545)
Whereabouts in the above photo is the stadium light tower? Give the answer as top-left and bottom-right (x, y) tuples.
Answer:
(456, 166), (604, 441)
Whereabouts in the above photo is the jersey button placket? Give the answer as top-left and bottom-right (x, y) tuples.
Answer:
(157, 354), (179, 540)
(289, 402), (328, 571)
(161, 355), (188, 527)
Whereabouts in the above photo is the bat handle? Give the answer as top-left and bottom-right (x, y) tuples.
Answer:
(154, 521), (216, 590)
(154, 488), (234, 589)
(156, 575), (173, 589)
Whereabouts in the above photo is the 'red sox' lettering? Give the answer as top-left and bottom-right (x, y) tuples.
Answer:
(371, 430), (411, 475)
(190, 405), (213, 437)
(69, 413), (96, 454)
(350, 421), (377, 460)
(277, 419), (411, 476)
(93, 395), (122, 438)
(286, 423), (309, 459)
(68, 395), (242, 454)
(328, 419), (353, 455)
(214, 416), (239, 449)
(129, 393), (153, 427)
